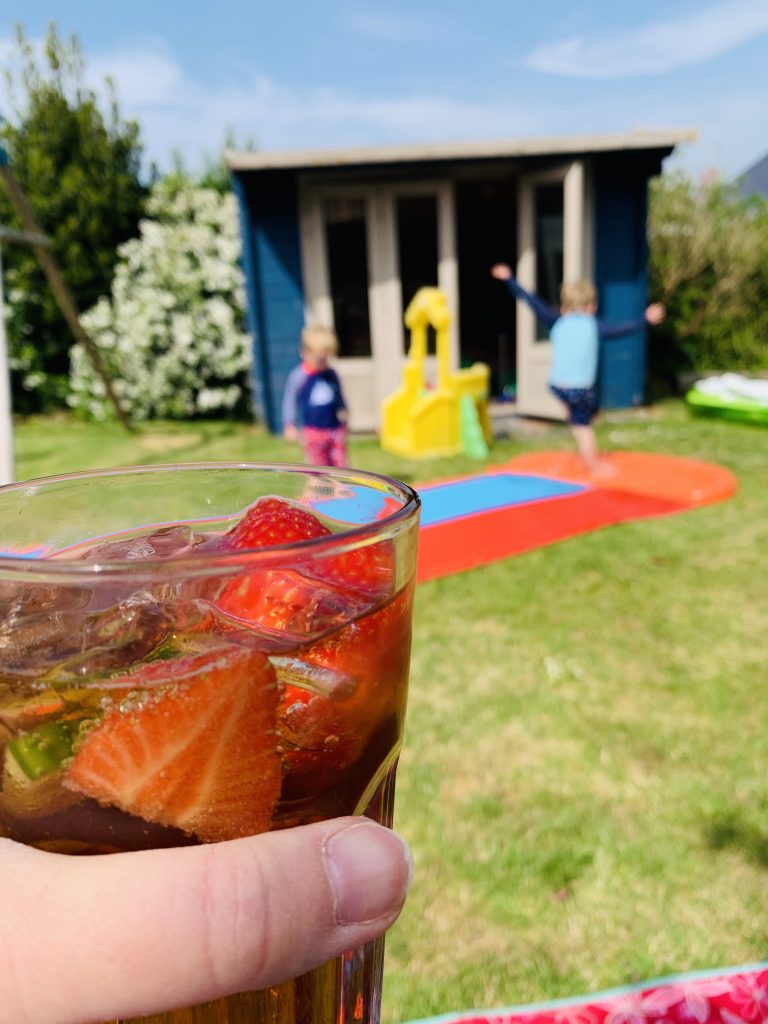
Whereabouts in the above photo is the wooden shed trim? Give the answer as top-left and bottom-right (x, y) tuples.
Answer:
(225, 128), (697, 173)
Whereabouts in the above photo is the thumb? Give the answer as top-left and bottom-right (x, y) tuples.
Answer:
(1, 818), (413, 1024)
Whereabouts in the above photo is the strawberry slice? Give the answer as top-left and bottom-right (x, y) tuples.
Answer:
(221, 496), (331, 550)
(65, 646), (281, 842)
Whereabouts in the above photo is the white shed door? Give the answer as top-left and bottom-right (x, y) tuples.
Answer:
(515, 161), (589, 420)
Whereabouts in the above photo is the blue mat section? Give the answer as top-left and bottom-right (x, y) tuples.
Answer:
(419, 474), (586, 527)
(309, 484), (392, 524)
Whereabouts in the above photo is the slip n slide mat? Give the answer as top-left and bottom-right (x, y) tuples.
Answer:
(416, 450), (737, 583)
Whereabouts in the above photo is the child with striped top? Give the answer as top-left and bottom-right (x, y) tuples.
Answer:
(282, 326), (348, 467)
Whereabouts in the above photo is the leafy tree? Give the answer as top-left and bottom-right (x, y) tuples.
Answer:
(69, 174), (251, 421)
(647, 171), (768, 392)
(0, 22), (146, 411)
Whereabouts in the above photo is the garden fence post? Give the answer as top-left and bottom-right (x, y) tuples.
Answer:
(0, 243), (14, 484)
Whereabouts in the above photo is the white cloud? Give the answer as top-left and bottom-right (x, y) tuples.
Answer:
(71, 45), (543, 166)
(523, 0), (768, 78)
(77, 46), (757, 177)
(339, 8), (452, 43)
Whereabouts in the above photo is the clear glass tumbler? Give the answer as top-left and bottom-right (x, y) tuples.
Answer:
(0, 462), (420, 1024)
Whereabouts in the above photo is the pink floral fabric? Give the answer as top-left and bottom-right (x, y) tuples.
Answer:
(413, 966), (768, 1024)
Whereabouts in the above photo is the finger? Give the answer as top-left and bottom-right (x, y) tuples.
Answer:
(1, 818), (413, 1024)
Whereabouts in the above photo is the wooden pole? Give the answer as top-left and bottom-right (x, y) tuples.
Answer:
(0, 163), (134, 431)
(0, 243), (15, 483)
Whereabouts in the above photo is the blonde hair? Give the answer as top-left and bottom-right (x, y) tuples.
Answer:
(301, 326), (338, 356)
(560, 280), (597, 312)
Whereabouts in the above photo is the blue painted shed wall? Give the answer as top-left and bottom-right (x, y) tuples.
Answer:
(232, 172), (304, 432)
(593, 154), (661, 408)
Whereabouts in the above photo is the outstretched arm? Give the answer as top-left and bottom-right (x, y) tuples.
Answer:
(597, 303), (666, 340)
(490, 264), (559, 330)
(596, 316), (645, 340)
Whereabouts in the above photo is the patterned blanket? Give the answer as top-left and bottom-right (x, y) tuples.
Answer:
(403, 963), (768, 1024)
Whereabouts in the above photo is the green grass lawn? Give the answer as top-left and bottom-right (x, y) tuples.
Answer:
(12, 405), (768, 1021)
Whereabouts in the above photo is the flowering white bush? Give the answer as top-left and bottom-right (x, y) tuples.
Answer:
(69, 178), (252, 420)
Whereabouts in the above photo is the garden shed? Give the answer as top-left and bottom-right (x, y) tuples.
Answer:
(226, 128), (695, 432)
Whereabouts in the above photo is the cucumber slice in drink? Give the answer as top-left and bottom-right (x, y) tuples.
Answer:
(7, 719), (83, 780)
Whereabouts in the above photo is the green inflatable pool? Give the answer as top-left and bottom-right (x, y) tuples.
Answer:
(686, 376), (768, 425)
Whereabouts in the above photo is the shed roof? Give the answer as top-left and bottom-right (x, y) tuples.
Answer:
(225, 128), (697, 173)
(739, 152), (768, 199)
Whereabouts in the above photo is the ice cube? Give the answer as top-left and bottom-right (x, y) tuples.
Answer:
(0, 579), (91, 621)
(0, 590), (184, 683)
(75, 524), (205, 563)
(44, 592), (178, 681)
(84, 591), (173, 648)
(217, 568), (373, 648)
(0, 608), (91, 677)
(269, 655), (357, 699)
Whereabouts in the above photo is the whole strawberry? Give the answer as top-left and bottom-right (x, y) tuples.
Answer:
(222, 496), (331, 550)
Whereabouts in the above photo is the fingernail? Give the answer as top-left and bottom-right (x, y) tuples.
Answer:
(323, 821), (414, 925)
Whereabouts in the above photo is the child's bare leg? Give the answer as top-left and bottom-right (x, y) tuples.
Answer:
(571, 424), (599, 472)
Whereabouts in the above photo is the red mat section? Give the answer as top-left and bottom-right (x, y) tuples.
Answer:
(506, 450), (737, 506)
(416, 451), (737, 583)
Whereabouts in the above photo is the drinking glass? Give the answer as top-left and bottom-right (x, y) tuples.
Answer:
(0, 462), (420, 1024)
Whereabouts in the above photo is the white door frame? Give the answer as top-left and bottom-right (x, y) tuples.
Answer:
(298, 177), (457, 431)
(515, 160), (591, 419)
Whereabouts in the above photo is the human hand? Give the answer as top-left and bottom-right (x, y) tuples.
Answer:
(337, 409), (348, 425)
(490, 263), (512, 281)
(0, 818), (412, 1024)
(645, 302), (665, 325)
(283, 423), (299, 443)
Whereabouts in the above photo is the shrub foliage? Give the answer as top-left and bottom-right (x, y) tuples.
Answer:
(69, 175), (252, 420)
(648, 171), (768, 389)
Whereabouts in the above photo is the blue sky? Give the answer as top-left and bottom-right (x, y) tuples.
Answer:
(1, 0), (767, 179)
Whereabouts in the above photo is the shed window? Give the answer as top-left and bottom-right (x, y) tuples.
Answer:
(534, 183), (564, 342)
(397, 194), (438, 350)
(324, 198), (372, 358)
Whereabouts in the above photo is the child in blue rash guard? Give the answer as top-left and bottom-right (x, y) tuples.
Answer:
(282, 326), (348, 467)
(491, 264), (665, 474)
